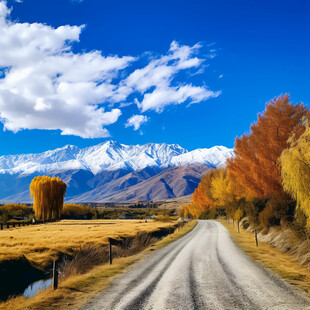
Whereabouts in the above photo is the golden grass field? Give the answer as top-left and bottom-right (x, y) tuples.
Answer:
(0, 219), (177, 268)
(221, 220), (310, 294)
(0, 220), (197, 310)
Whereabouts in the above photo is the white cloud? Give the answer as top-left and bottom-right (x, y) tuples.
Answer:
(136, 85), (220, 112)
(0, 2), (220, 138)
(0, 2), (133, 138)
(125, 42), (202, 94)
(125, 114), (148, 130)
(123, 41), (220, 112)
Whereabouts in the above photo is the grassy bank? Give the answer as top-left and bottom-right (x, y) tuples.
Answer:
(221, 220), (310, 294)
(0, 220), (197, 310)
(0, 219), (177, 269)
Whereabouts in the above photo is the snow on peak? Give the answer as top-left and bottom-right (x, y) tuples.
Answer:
(0, 142), (234, 175)
(171, 146), (234, 168)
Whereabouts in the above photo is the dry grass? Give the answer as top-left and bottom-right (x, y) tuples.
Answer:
(258, 226), (310, 268)
(0, 219), (177, 269)
(0, 221), (197, 310)
(61, 231), (159, 278)
(220, 220), (310, 294)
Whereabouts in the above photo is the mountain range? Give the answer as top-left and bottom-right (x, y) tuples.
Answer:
(0, 141), (234, 203)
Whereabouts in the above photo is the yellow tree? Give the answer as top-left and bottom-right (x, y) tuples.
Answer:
(210, 168), (245, 218)
(210, 169), (230, 206)
(180, 203), (201, 219)
(187, 202), (203, 219)
(179, 205), (189, 218)
(280, 121), (310, 226)
(30, 176), (67, 220)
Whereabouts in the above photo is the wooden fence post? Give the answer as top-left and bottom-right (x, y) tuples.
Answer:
(53, 260), (58, 290)
(12, 223), (15, 228)
(254, 229), (258, 247)
(109, 239), (113, 265)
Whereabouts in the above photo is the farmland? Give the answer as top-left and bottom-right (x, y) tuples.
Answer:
(0, 219), (196, 310)
(0, 219), (177, 269)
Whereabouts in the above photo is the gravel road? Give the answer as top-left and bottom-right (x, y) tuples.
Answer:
(82, 220), (310, 310)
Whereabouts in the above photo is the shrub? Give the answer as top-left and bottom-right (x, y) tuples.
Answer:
(155, 215), (174, 222)
(259, 198), (295, 228)
(291, 207), (309, 239)
(244, 198), (268, 226)
(0, 204), (33, 222)
(62, 204), (94, 218)
(199, 207), (225, 219)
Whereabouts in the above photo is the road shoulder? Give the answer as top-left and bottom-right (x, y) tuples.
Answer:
(220, 220), (310, 295)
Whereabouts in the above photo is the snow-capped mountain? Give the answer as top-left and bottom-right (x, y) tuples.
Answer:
(0, 141), (233, 175)
(0, 141), (234, 203)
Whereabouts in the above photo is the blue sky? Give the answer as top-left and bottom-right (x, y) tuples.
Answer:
(0, 0), (309, 155)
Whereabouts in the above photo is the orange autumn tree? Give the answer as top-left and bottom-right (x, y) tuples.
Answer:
(227, 94), (308, 199)
(30, 176), (67, 220)
(192, 169), (216, 211)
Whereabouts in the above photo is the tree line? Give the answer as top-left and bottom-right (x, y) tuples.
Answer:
(0, 175), (172, 222)
(181, 95), (310, 235)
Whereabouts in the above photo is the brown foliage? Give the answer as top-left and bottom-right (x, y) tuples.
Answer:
(227, 94), (308, 199)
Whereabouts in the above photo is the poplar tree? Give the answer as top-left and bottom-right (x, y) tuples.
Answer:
(227, 95), (307, 199)
(192, 170), (216, 211)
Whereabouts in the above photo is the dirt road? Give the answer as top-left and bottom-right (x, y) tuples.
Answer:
(82, 220), (310, 310)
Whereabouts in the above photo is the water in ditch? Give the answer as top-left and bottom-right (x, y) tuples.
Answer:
(23, 278), (52, 298)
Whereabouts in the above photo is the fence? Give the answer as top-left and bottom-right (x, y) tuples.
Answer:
(0, 219), (59, 230)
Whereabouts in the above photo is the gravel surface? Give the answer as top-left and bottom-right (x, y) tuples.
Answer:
(81, 220), (310, 310)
